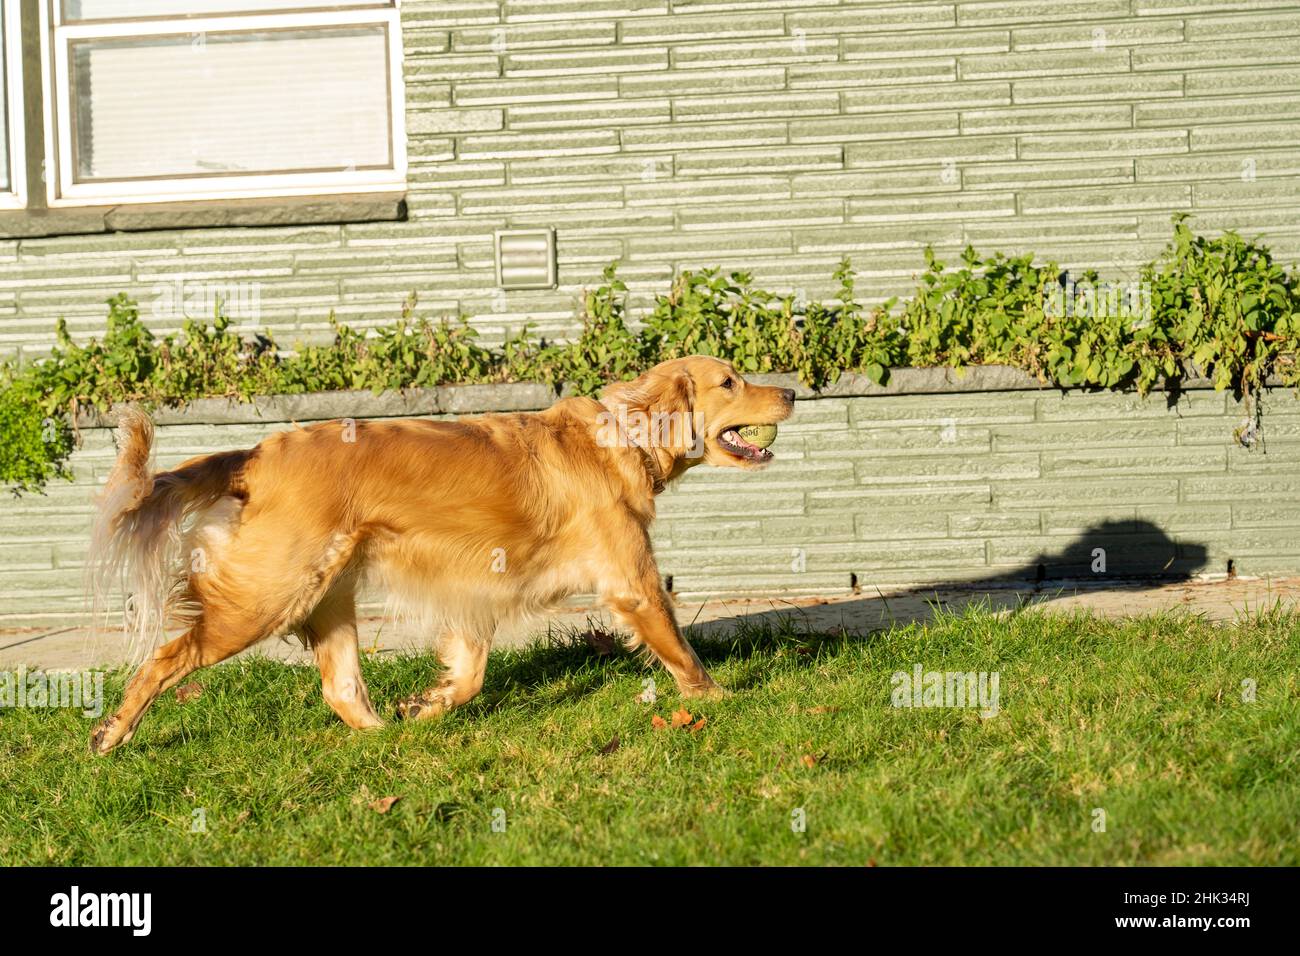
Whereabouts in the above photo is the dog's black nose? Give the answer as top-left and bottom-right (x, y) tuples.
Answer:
(781, 388), (796, 404)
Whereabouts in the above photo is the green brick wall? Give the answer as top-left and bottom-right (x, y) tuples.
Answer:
(3, 377), (1298, 626)
(3, 1), (1300, 357)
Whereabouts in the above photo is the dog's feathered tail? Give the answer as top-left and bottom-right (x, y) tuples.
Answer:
(88, 407), (247, 656)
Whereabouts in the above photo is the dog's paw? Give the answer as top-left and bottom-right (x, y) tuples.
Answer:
(394, 689), (452, 722)
(89, 716), (122, 756)
(681, 682), (729, 701)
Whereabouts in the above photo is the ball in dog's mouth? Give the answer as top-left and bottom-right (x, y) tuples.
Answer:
(718, 424), (778, 462)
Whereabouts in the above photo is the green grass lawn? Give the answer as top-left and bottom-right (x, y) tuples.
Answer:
(2, 605), (1297, 866)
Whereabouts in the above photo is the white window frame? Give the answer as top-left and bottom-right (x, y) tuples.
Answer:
(39, 1), (406, 207)
(1, 0), (27, 209)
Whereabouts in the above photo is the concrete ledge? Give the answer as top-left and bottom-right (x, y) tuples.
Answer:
(0, 193), (407, 240)
(77, 380), (567, 427)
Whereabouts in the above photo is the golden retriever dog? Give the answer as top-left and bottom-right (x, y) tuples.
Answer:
(87, 356), (795, 754)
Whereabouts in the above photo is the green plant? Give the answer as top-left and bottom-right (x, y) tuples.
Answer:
(0, 371), (74, 493)
(521, 263), (646, 395)
(281, 295), (506, 396)
(1, 218), (1296, 494)
(1142, 215), (1299, 444)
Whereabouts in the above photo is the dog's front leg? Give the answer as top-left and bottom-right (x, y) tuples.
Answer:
(395, 628), (490, 721)
(603, 575), (721, 699)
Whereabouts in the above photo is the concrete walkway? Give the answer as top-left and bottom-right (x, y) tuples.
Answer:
(2, 575), (1297, 671)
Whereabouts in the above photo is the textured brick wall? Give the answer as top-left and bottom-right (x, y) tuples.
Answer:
(3, 1), (1300, 358)
(3, 378), (1297, 626)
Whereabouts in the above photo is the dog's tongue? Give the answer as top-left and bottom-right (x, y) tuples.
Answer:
(722, 429), (772, 460)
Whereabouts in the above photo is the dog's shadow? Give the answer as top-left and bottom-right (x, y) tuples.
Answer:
(667, 518), (1212, 641)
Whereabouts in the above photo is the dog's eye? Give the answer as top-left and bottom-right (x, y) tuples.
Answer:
(720, 377), (734, 390)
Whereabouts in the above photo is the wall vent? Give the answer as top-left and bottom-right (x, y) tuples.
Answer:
(495, 229), (557, 290)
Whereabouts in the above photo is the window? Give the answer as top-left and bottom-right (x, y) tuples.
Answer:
(35, 0), (405, 207)
(1, 0), (26, 208)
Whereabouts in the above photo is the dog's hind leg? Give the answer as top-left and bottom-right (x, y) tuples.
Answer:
(306, 582), (382, 729)
(91, 526), (364, 755)
(395, 627), (491, 721)
(90, 610), (268, 755)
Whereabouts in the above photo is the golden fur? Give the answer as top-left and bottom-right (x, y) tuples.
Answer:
(86, 356), (795, 753)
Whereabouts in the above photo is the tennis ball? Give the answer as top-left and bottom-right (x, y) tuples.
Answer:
(737, 424), (778, 448)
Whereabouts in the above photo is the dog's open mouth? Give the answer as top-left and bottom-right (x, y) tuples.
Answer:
(717, 427), (774, 463)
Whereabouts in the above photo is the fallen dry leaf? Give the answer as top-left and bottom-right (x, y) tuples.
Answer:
(689, 717), (708, 732)
(175, 682), (202, 703)
(369, 796), (401, 814)
(598, 733), (620, 755)
(806, 706), (840, 714)
(671, 708), (693, 728)
(801, 753), (818, 769)
(651, 715), (668, 730)
(582, 628), (618, 657)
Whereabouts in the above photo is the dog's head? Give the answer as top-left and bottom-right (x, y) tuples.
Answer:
(598, 357), (795, 481)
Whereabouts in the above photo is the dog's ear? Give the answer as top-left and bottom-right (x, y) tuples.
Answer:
(600, 368), (697, 455)
(644, 368), (696, 419)
(601, 368), (694, 417)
